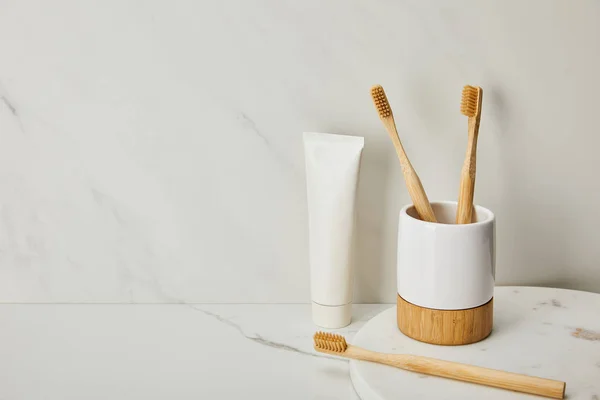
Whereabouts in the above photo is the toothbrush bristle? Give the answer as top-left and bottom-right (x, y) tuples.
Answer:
(313, 331), (348, 353)
(371, 85), (392, 119)
(460, 85), (481, 117)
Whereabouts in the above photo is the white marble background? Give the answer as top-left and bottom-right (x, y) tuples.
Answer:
(0, 0), (598, 303)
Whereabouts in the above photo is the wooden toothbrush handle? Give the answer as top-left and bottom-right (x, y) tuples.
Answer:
(456, 116), (479, 224)
(456, 162), (475, 224)
(387, 354), (566, 399)
(404, 169), (437, 223)
(382, 118), (437, 223)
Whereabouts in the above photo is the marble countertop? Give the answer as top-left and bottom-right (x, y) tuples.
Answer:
(1, 287), (599, 399)
(0, 302), (385, 399)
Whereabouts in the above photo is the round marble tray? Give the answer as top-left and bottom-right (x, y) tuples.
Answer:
(350, 286), (600, 399)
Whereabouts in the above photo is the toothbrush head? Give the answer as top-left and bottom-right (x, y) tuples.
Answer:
(313, 331), (348, 353)
(461, 85), (482, 118)
(371, 85), (392, 119)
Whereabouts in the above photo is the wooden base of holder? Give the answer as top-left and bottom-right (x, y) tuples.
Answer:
(397, 294), (493, 346)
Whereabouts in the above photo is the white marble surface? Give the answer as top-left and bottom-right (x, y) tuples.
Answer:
(1, 1), (600, 302)
(1, 287), (599, 399)
(0, 303), (388, 399)
(351, 287), (600, 399)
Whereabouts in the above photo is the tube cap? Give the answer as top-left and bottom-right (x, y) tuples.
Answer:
(312, 302), (352, 329)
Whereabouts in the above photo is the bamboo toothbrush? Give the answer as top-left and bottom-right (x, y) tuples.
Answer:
(313, 332), (565, 399)
(371, 85), (437, 222)
(456, 85), (483, 224)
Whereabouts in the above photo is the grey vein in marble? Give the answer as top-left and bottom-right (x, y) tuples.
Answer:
(0, 93), (25, 134)
(551, 299), (565, 308)
(535, 299), (567, 309)
(90, 188), (126, 225)
(190, 306), (343, 362)
(235, 111), (302, 177)
(0, 95), (16, 116)
(238, 112), (269, 144)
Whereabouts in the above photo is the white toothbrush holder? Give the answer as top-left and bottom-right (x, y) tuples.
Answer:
(396, 201), (495, 345)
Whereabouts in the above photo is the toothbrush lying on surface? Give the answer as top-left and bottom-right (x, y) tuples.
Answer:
(371, 85), (437, 222)
(313, 332), (565, 399)
(456, 85), (483, 224)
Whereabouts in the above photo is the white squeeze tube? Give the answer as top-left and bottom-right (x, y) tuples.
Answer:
(303, 132), (364, 329)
